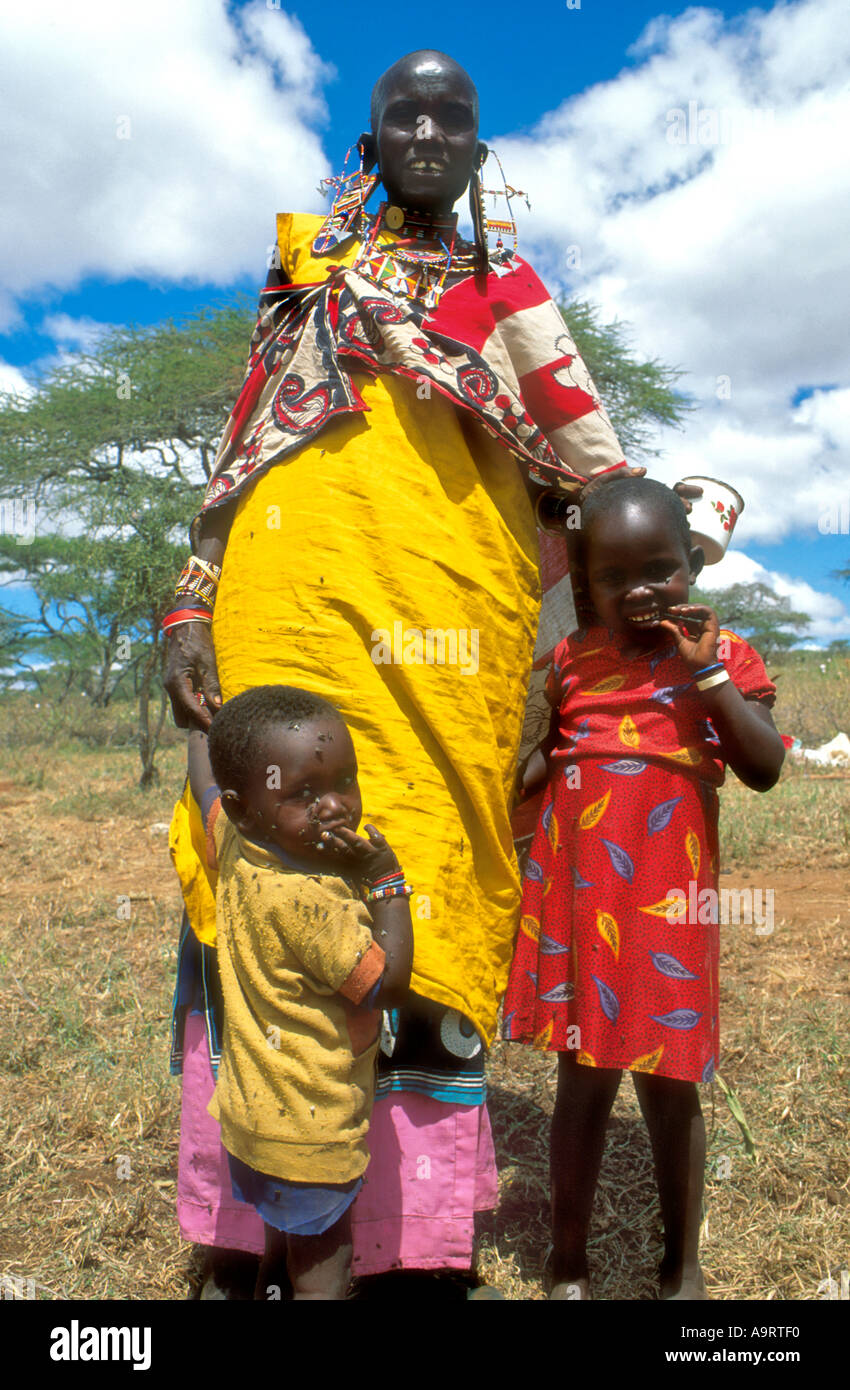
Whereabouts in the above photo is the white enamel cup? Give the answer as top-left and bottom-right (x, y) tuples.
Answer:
(677, 476), (745, 564)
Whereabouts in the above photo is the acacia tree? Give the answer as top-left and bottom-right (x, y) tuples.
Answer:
(691, 581), (811, 663)
(0, 302), (253, 784)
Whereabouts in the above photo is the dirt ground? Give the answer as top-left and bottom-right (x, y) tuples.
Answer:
(0, 758), (847, 1301)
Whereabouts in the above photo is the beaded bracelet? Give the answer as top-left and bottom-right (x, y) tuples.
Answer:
(161, 606), (213, 634)
(175, 593), (214, 618)
(364, 882), (413, 903)
(363, 868), (411, 901)
(692, 663), (724, 680)
(696, 669), (731, 693)
(174, 556), (222, 612)
(364, 870), (405, 889)
(364, 873), (407, 893)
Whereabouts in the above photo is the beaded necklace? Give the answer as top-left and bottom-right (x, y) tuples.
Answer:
(353, 203), (478, 309)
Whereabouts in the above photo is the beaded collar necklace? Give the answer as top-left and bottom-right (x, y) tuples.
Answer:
(353, 202), (478, 308)
(379, 204), (457, 238)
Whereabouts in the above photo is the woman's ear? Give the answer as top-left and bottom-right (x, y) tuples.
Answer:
(688, 546), (705, 583)
(476, 141), (488, 170)
(358, 132), (377, 173)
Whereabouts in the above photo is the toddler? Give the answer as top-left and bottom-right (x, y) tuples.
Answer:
(191, 684), (413, 1300)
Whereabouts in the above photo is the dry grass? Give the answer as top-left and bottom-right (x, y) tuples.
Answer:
(0, 728), (190, 1300)
(0, 667), (848, 1301)
(769, 651), (850, 750)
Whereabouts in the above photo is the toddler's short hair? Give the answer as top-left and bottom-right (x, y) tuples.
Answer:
(208, 685), (343, 797)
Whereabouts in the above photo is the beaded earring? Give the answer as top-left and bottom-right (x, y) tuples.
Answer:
(313, 140), (379, 255)
(471, 150), (530, 265)
(468, 146), (489, 273)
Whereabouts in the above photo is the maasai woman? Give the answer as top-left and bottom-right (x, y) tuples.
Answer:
(165, 50), (632, 1296)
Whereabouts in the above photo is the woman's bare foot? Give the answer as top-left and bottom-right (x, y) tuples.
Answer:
(550, 1277), (591, 1300)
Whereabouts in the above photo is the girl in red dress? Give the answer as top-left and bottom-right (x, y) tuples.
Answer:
(502, 477), (785, 1299)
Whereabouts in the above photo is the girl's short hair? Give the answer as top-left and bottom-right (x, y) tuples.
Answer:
(577, 476), (691, 564)
(208, 685), (343, 797)
(572, 477), (692, 625)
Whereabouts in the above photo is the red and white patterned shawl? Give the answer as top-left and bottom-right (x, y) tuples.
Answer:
(200, 231), (628, 680)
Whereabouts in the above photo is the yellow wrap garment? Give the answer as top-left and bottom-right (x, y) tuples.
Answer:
(170, 215), (541, 1043)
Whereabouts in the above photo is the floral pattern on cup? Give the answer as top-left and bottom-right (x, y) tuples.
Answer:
(713, 499), (737, 532)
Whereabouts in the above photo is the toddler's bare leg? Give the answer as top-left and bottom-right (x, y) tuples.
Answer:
(254, 1226), (291, 1301)
(550, 1053), (622, 1294)
(287, 1210), (353, 1301)
(632, 1073), (707, 1299)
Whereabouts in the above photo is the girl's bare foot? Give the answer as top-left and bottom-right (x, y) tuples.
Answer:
(660, 1264), (708, 1300)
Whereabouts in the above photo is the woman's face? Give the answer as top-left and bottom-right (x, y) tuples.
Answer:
(373, 59), (484, 215)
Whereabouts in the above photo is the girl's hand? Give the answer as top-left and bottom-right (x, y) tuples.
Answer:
(519, 747), (549, 798)
(659, 604), (721, 672)
(318, 824), (401, 883)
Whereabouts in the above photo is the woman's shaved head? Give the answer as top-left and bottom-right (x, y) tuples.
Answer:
(370, 50), (479, 132)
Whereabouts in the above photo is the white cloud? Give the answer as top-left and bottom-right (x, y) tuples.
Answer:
(41, 315), (113, 350)
(0, 361), (33, 398)
(647, 408), (845, 544)
(793, 386), (850, 452)
(491, 0), (850, 557)
(0, 0), (331, 324)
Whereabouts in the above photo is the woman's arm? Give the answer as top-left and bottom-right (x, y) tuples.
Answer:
(192, 502), (234, 571)
(166, 229), (289, 731)
(164, 502), (235, 731)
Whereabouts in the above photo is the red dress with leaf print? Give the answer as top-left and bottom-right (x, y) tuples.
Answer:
(501, 626), (776, 1082)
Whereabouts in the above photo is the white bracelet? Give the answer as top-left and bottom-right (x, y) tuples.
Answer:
(696, 669), (731, 693)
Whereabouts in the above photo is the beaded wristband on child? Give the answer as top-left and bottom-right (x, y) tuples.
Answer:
(362, 869), (413, 903)
(161, 555), (222, 634)
(693, 662), (731, 693)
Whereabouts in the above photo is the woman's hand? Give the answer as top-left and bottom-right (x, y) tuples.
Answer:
(164, 622), (222, 731)
(574, 473), (703, 513)
(166, 502), (234, 729)
(659, 603), (721, 672)
(673, 480), (703, 514)
(578, 465), (646, 504)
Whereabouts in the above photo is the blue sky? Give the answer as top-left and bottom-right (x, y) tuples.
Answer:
(2, 0), (849, 641)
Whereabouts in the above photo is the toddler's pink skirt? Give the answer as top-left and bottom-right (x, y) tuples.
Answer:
(177, 1012), (498, 1274)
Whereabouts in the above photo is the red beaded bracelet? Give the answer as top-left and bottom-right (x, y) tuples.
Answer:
(161, 607), (213, 634)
